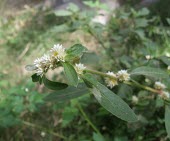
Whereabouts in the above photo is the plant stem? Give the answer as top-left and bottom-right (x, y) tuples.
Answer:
(124, 80), (159, 94)
(76, 102), (101, 134)
(22, 120), (67, 140)
(87, 25), (107, 50)
(85, 69), (160, 94)
(85, 69), (117, 80)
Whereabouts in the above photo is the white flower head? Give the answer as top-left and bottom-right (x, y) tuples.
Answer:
(50, 44), (66, 62)
(132, 96), (139, 104)
(41, 132), (46, 137)
(33, 54), (51, 76)
(105, 71), (118, 88)
(34, 58), (42, 68)
(116, 70), (130, 81)
(167, 66), (170, 71)
(41, 54), (51, 63)
(36, 67), (44, 76)
(25, 88), (29, 92)
(166, 53), (170, 57)
(160, 91), (170, 99)
(145, 55), (152, 60)
(154, 81), (166, 90)
(75, 63), (86, 75)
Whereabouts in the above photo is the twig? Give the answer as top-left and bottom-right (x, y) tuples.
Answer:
(22, 120), (67, 140)
(17, 43), (30, 61)
(76, 102), (101, 134)
(87, 25), (107, 50)
(85, 69), (161, 94)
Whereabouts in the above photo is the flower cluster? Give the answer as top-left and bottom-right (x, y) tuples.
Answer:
(154, 81), (166, 90)
(168, 66), (170, 71)
(153, 81), (170, 99)
(117, 70), (130, 82)
(34, 44), (66, 76)
(161, 91), (170, 99)
(50, 44), (66, 62)
(105, 71), (118, 88)
(74, 63), (86, 75)
(105, 70), (130, 88)
(132, 95), (139, 104)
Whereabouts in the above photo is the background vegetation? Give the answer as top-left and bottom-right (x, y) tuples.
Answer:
(1, 0), (170, 140)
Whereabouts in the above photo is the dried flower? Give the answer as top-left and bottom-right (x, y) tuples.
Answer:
(105, 71), (118, 88)
(154, 81), (166, 90)
(117, 70), (130, 81)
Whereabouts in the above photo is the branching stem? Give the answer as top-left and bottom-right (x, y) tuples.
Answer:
(85, 69), (117, 80)
(85, 69), (161, 94)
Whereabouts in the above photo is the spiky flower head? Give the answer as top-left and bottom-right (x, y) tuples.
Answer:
(168, 66), (170, 71)
(34, 54), (51, 76)
(145, 55), (152, 60)
(154, 81), (166, 90)
(50, 44), (66, 62)
(116, 70), (130, 81)
(161, 91), (170, 99)
(75, 63), (86, 75)
(105, 71), (118, 88)
(132, 95), (139, 104)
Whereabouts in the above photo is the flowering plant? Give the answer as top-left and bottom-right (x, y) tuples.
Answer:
(26, 43), (170, 135)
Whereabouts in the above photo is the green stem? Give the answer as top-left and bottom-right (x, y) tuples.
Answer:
(22, 121), (67, 140)
(85, 69), (160, 94)
(85, 69), (117, 80)
(124, 80), (160, 94)
(76, 102), (101, 134)
(87, 25), (107, 50)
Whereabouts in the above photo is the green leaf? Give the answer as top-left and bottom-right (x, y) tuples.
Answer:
(159, 56), (170, 65)
(51, 24), (70, 33)
(66, 44), (88, 61)
(44, 83), (88, 102)
(62, 106), (78, 127)
(82, 74), (138, 122)
(93, 132), (105, 141)
(165, 105), (170, 138)
(81, 52), (100, 65)
(135, 18), (148, 28)
(43, 76), (68, 90)
(62, 62), (78, 86)
(137, 8), (150, 16)
(130, 66), (168, 78)
(31, 74), (40, 82)
(167, 18), (170, 25)
(54, 10), (72, 16)
(118, 84), (133, 98)
(67, 3), (79, 12)
(134, 29), (145, 39)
